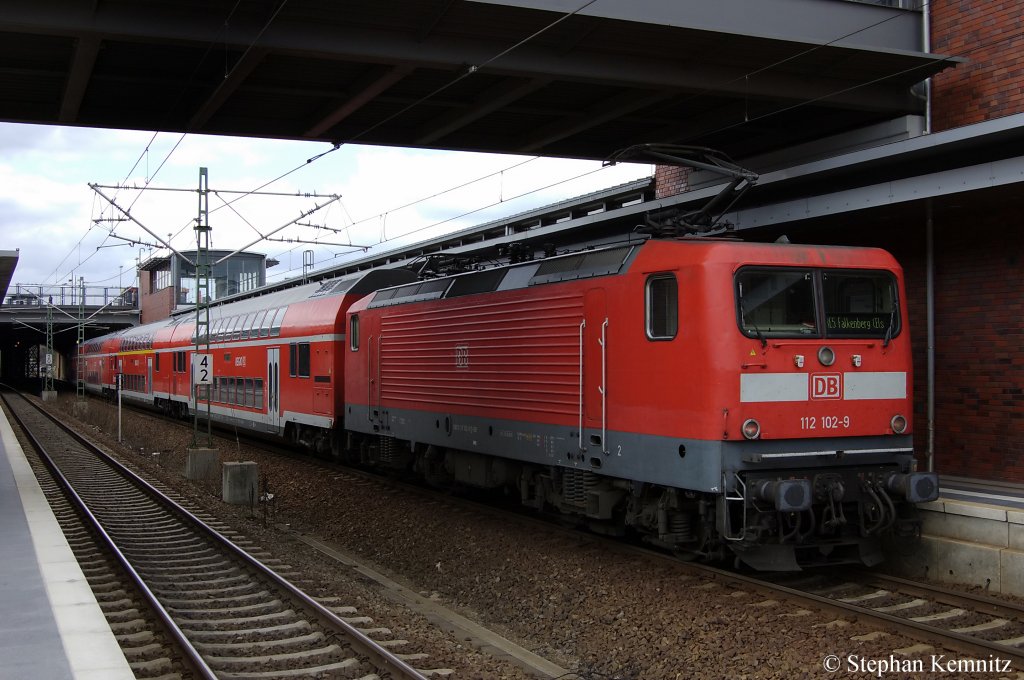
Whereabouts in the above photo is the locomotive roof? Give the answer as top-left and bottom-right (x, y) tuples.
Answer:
(368, 243), (639, 309)
(362, 238), (900, 310)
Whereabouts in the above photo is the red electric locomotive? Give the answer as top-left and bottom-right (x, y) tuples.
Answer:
(343, 238), (937, 570)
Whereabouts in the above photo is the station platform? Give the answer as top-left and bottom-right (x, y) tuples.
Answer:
(0, 405), (133, 679)
(887, 475), (1024, 596)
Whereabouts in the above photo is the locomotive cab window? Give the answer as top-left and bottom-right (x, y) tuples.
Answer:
(646, 274), (678, 340)
(736, 269), (817, 338)
(736, 268), (900, 339)
(823, 271), (899, 338)
(350, 315), (359, 351)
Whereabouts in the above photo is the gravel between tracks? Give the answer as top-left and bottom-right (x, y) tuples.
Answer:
(45, 396), (986, 679)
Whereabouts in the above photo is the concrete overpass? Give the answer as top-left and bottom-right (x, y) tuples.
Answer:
(0, 279), (138, 383)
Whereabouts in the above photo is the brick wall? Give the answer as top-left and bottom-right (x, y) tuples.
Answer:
(920, 213), (1024, 480)
(654, 165), (690, 199)
(140, 286), (174, 324)
(931, 0), (1024, 130)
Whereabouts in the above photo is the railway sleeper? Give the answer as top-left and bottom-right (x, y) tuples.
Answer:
(183, 620), (313, 643)
(205, 645), (349, 670)
(175, 609), (300, 631)
(192, 631), (328, 654)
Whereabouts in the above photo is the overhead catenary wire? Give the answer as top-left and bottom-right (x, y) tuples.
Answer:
(70, 0), (600, 285)
(264, 160), (616, 282)
(67, 0), (984, 289)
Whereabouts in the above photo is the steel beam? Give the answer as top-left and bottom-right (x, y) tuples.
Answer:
(468, 0), (927, 52)
(416, 77), (550, 144)
(189, 47), (269, 130)
(59, 34), (100, 123)
(304, 64), (414, 138)
(517, 90), (673, 153)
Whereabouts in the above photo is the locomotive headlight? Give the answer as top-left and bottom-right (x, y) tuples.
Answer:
(890, 414), (908, 434)
(742, 419), (761, 440)
(817, 346), (835, 366)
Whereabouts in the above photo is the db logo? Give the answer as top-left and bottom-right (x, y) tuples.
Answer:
(811, 373), (842, 400)
(454, 344), (470, 369)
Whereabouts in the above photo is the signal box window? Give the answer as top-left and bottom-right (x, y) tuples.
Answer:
(350, 315), (359, 351)
(646, 274), (678, 340)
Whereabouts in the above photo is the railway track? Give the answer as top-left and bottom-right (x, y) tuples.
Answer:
(2, 389), (439, 680)
(54, 391), (1024, 672)
(766, 569), (1024, 660)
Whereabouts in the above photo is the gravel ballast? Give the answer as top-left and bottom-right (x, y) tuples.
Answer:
(45, 396), (984, 679)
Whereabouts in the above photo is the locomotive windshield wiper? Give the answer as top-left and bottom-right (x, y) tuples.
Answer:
(882, 307), (897, 348)
(738, 298), (767, 349)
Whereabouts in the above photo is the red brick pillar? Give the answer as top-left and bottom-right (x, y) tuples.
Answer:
(930, 0), (1024, 131)
(654, 165), (691, 199)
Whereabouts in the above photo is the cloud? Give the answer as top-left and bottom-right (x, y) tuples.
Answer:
(1, 122), (651, 290)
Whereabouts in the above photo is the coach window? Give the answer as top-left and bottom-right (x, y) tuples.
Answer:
(154, 353), (160, 372)
(350, 315), (360, 351)
(259, 309), (273, 337)
(270, 307), (287, 337)
(252, 310), (267, 338)
(243, 313), (257, 339)
(288, 342), (311, 377)
(646, 274), (678, 340)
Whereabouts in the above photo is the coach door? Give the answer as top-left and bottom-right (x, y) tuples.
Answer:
(267, 347), (282, 431)
(582, 289), (608, 453)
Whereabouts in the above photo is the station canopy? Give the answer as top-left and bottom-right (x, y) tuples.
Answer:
(0, 0), (957, 161)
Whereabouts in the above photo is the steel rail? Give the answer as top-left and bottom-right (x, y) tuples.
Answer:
(1, 389), (217, 680)
(689, 562), (1024, 666)
(849, 570), (1024, 622)
(69, 387), (1024, 669)
(11, 389), (428, 680)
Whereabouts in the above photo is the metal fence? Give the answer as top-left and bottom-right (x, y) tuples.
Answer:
(3, 283), (138, 309)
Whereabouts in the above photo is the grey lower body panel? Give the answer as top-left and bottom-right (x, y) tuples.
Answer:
(346, 405), (915, 492)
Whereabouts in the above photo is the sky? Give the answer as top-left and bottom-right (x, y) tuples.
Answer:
(0, 122), (652, 296)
